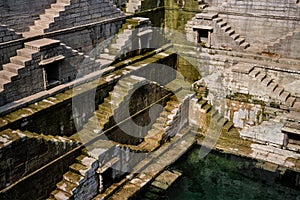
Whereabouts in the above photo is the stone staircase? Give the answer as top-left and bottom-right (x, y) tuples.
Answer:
(266, 28), (300, 52)
(98, 17), (152, 63)
(0, 128), (78, 190)
(196, 96), (234, 134)
(49, 148), (108, 200)
(213, 15), (250, 50)
(0, 39), (48, 93)
(231, 63), (297, 108)
(22, 0), (71, 37)
(93, 75), (150, 132)
(198, 0), (208, 9)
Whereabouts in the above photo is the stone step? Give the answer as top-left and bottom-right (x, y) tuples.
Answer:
(34, 19), (54, 28)
(235, 37), (245, 45)
(211, 109), (219, 118)
(25, 38), (60, 51)
(0, 70), (18, 81)
(39, 13), (59, 21)
(56, 180), (78, 195)
(100, 53), (116, 61)
(223, 121), (234, 132)
(291, 101), (300, 112)
(17, 48), (39, 58)
(202, 104), (212, 113)
(22, 30), (44, 38)
(278, 91), (290, 102)
(221, 25), (231, 32)
(51, 3), (69, 9)
(213, 17), (223, 23)
(69, 163), (89, 176)
(273, 86), (284, 97)
(255, 73), (266, 81)
(226, 29), (235, 36)
(249, 68), (261, 77)
(50, 189), (72, 200)
(45, 8), (62, 15)
(286, 97), (296, 107)
(29, 24), (48, 32)
(10, 56), (31, 66)
(267, 82), (278, 91)
(218, 117), (228, 126)
(240, 42), (250, 49)
(57, 0), (71, 4)
(231, 33), (240, 40)
(198, 99), (208, 108)
(218, 21), (227, 27)
(2, 63), (24, 74)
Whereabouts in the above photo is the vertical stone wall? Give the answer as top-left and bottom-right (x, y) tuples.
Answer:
(52, 20), (123, 54)
(0, 0), (55, 32)
(220, 14), (300, 49)
(0, 25), (22, 43)
(204, 0), (300, 50)
(0, 129), (78, 190)
(267, 30), (300, 60)
(45, 0), (124, 33)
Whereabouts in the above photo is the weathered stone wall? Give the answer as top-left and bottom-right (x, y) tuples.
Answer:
(0, 53), (45, 105)
(0, 41), (22, 70)
(267, 30), (300, 60)
(0, 40), (101, 107)
(53, 19), (123, 54)
(0, 52), (177, 137)
(45, 0), (124, 33)
(220, 14), (300, 49)
(0, 18), (123, 69)
(0, 0), (55, 32)
(0, 129), (78, 190)
(0, 146), (82, 200)
(105, 82), (171, 145)
(207, 0), (299, 17)
(0, 25), (22, 43)
(204, 0), (300, 50)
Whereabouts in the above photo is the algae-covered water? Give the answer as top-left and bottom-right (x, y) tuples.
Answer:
(165, 148), (300, 200)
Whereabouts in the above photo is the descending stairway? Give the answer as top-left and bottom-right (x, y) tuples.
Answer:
(135, 93), (182, 152)
(94, 75), (150, 132)
(48, 149), (104, 200)
(22, 0), (71, 37)
(197, 96), (234, 134)
(213, 15), (250, 50)
(265, 28), (300, 52)
(0, 43), (41, 92)
(98, 17), (152, 63)
(231, 63), (297, 108)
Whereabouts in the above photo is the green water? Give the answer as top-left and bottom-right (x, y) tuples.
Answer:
(164, 148), (300, 200)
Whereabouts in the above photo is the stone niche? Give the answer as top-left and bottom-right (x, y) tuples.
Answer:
(186, 13), (214, 47)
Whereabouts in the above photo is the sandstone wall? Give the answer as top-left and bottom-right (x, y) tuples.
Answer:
(0, 129), (78, 190)
(267, 30), (300, 60)
(0, 25), (22, 43)
(204, 0), (300, 51)
(0, 0), (55, 32)
(220, 14), (300, 49)
(45, 0), (124, 33)
(0, 146), (81, 200)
